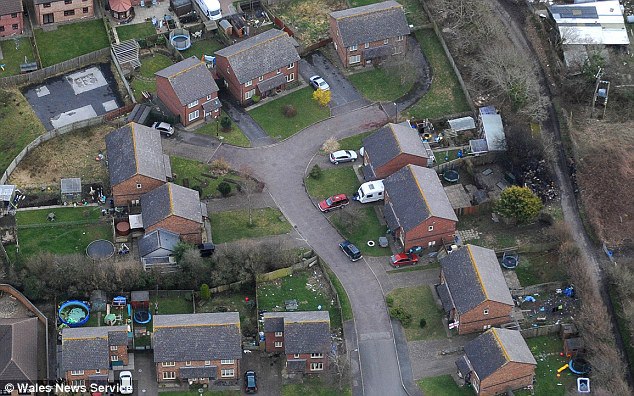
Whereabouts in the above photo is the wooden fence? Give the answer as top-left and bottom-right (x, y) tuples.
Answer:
(521, 323), (563, 339)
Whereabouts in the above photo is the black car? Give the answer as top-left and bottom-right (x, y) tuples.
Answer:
(198, 243), (216, 257)
(245, 370), (257, 393)
(339, 240), (362, 261)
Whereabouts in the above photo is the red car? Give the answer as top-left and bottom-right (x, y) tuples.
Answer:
(318, 194), (350, 212)
(390, 253), (419, 267)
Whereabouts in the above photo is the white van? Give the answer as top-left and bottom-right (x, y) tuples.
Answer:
(353, 180), (384, 203)
(195, 0), (222, 20)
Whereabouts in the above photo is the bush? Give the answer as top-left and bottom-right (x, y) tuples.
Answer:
(312, 89), (331, 107)
(419, 318), (427, 328)
(210, 158), (231, 174)
(495, 186), (543, 224)
(283, 104), (297, 118)
(220, 116), (232, 131)
(217, 181), (231, 197)
(309, 164), (322, 180)
(321, 136), (340, 153)
(252, 95), (261, 103)
(389, 305), (412, 326)
(386, 295), (394, 307)
(200, 283), (210, 300)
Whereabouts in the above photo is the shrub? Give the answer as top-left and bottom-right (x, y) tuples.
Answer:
(386, 295), (394, 307)
(321, 136), (340, 153)
(252, 95), (261, 103)
(495, 186), (543, 224)
(419, 318), (427, 328)
(389, 305), (412, 327)
(312, 89), (331, 107)
(200, 283), (210, 300)
(309, 164), (322, 180)
(210, 158), (231, 174)
(283, 104), (297, 118)
(220, 116), (232, 131)
(217, 181), (231, 197)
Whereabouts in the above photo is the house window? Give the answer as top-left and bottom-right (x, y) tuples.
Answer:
(244, 89), (255, 100)
(71, 380), (85, 387)
(187, 100), (199, 108)
(288, 62), (294, 69)
(349, 45), (357, 52)
(221, 359), (235, 364)
(349, 55), (361, 64)
(383, 38), (389, 44)
(293, 354), (300, 359)
(286, 73), (294, 83)
(221, 369), (235, 378)
(428, 225), (434, 232)
(483, 325), (491, 330)
(188, 110), (200, 121)
(162, 362), (176, 367)
(11, 24), (17, 30)
(64, 10), (75, 16)
(95, 369), (101, 374)
(110, 346), (118, 351)
(185, 361), (192, 366)
(310, 362), (324, 371)
(245, 80), (252, 87)
(258, 75), (264, 82)
(204, 360), (211, 366)
(43, 3), (51, 7)
(483, 309), (489, 315)
(83, 7), (89, 13)
(310, 353), (323, 358)
(207, 94), (212, 100)
(0, 27), (4, 32)
(163, 371), (176, 380)
(70, 370), (84, 376)
(364, 42), (369, 49)
(43, 13), (54, 23)
(64, 0), (72, 4)
(10, 13), (17, 18)
(276, 68), (281, 74)
(111, 355), (119, 362)
(397, 35), (404, 41)
(428, 241), (436, 247)
(136, 183), (142, 189)
(275, 341), (283, 348)
(275, 331), (283, 337)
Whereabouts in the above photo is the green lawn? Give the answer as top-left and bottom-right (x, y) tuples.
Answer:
(348, 67), (413, 102)
(331, 206), (388, 256)
(515, 336), (575, 396)
(282, 377), (351, 396)
(14, 222), (112, 257)
(248, 87), (330, 140)
(116, 22), (156, 42)
(417, 375), (473, 396)
(514, 251), (567, 287)
(0, 89), (46, 173)
(387, 285), (445, 341)
(210, 208), (292, 243)
(180, 38), (225, 59)
(0, 38), (37, 76)
(305, 166), (359, 200)
(323, 265), (353, 321)
(406, 30), (470, 120)
(34, 19), (110, 67)
(170, 156), (244, 199)
(257, 270), (342, 329)
(194, 112), (251, 147)
(16, 207), (102, 225)
(197, 290), (257, 332)
(131, 54), (174, 101)
(434, 149), (463, 165)
(337, 131), (375, 151)
(154, 294), (194, 315)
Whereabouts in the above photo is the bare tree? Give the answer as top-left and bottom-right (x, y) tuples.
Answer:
(329, 352), (351, 391)
(238, 165), (259, 227)
(382, 49), (421, 88)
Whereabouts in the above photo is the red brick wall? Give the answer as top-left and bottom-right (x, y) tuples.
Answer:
(264, 331), (285, 353)
(156, 359), (240, 383)
(34, 0), (94, 26)
(286, 353), (328, 373)
(65, 368), (108, 383)
(146, 216), (202, 244)
(476, 362), (535, 396)
(111, 175), (166, 206)
(402, 217), (456, 251)
(457, 301), (513, 335)
(374, 153), (432, 179)
(111, 345), (129, 365)
(156, 77), (220, 126)
(0, 13), (23, 37)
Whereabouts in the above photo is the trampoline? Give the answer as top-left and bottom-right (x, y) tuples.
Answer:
(134, 310), (152, 324)
(443, 170), (460, 183)
(169, 29), (191, 51)
(58, 300), (90, 327)
(501, 252), (519, 269)
(569, 358), (591, 375)
(86, 239), (115, 260)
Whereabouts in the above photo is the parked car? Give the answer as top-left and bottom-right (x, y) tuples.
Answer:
(309, 75), (330, 91)
(329, 150), (358, 164)
(198, 242), (216, 257)
(119, 371), (133, 395)
(318, 194), (350, 212)
(339, 240), (362, 261)
(152, 121), (175, 137)
(245, 370), (257, 393)
(390, 252), (419, 267)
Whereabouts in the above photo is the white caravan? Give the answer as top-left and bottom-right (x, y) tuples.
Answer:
(352, 180), (384, 204)
(195, 0), (222, 20)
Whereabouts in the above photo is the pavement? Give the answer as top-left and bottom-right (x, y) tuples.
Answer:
(223, 100), (276, 147)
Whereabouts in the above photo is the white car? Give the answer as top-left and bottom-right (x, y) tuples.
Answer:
(119, 371), (133, 395)
(309, 75), (330, 91)
(152, 121), (175, 137)
(329, 150), (358, 164)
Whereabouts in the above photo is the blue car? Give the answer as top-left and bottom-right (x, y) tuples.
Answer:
(339, 240), (362, 261)
(245, 370), (257, 393)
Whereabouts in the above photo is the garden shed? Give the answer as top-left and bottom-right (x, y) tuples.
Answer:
(90, 290), (107, 312)
(0, 185), (16, 214)
(60, 178), (82, 203)
(131, 291), (150, 309)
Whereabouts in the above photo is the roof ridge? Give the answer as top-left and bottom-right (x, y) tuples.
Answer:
(225, 31), (284, 58)
(64, 335), (109, 341)
(167, 183), (174, 216)
(334, 3), (402, 19)
(388, 123), (404, 154)
(491, 328), (511, 362)
(284, 319), (330, 324)
(155, 323), (237, 328)
(168, 60), (204, 80)
(130, 123), (139, 175)
(409, 166), (431, 216)
(467, 245), (489, 299)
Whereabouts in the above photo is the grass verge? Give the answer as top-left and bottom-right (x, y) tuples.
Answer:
(331, 206), (387, 256)
(348, 67), (413, 102)
(170, 156), (244, 199)
(305, 166), (359, 200)
(194, 111), (251, 147)
(323, 265), (353, 321)
(387, 285), (445, 341)
(282, 374), (351, 396)
(116, 22), (156, 41)
(417, 375), (473, 396)
(210, 208), (291, 243)
(0, 38), (36, 76)
(34, 19), (110, 67)
(337, 131), (375, 151)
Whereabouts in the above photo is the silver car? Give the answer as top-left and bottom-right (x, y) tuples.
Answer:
(309, 75), (330, 91)
(152, 121), (175, 137)
(329, 150), (358, 164)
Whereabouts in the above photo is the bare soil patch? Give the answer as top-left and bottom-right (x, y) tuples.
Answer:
(270, 0), (347, 46)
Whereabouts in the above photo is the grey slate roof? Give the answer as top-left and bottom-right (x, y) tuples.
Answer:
(141, 183), (203, 228)
(262, 311), (331, 354)
(0, 317), (38, 383)
(0, 0), (23, 14)
(363, 123), (432, 173)
(61, 178), (81, 194)
(215, 29), (300, 84)
(435, 283), (453, 313)
(440, 245), (514, 314)
(153, 313), (242, 362)
(155, 56), (219, 106)
(455, 355), (471, 378)
(383, 165), (457, 232)
(179, 366), (217, 379)
(138, 228), (180, 258)
(257, 73), (287, 92)
(463, 328), (536, 380)
(330, 1), (410, 48)
(61, 326), (128, 372)
(105, 123), (167, 186)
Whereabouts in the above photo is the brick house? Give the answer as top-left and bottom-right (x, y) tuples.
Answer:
(33, 0), (94, 26)
(0, 0), (24, 37)
(362, 122), (434, 180)
(105, 122), (172, 206)
(456, 328), (536, 395)
(155, 56), (221, 126)
(153, 313), (242, 384)
(214, 29), (300, 106)
(140, 182), (204, 244)
(262, 311), (330, 374)
(329, 0), (410, 68)
(0, 317), (38, 394)
(383, 164), (458, 251)
(436, 244), (514, 335)
(61, 326), (129, 386)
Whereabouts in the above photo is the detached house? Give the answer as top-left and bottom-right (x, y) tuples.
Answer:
(437, 244), (514, 335)
(61, 326), (129, 386)
(0, 317), (38, 392)
(383, 165), (457, 250)
(155, 56), (221, 126)
(140, 182), (204, 244)
(105, 122), (172, 206)
(153, 313), (242, 384)
(329, 0), (410, 68)
(362, 122), (434, 180)
(215, 29), (300, 105)
(0, 0), (24, 37)
(263, 311), (330, 374)
(33, 0), (94, 26)
(456, 328), (537, 395)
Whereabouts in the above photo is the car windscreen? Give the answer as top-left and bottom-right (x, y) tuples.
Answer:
(325, 198), (333, 206)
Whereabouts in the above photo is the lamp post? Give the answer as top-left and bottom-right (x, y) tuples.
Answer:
(393, 102), (398, 123)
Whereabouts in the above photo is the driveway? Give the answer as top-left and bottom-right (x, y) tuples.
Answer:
(299, 53), (369, 116)
(129, 351), (158, 395)
(241, 350), (283, 396)
(223, 100), (276, 147)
